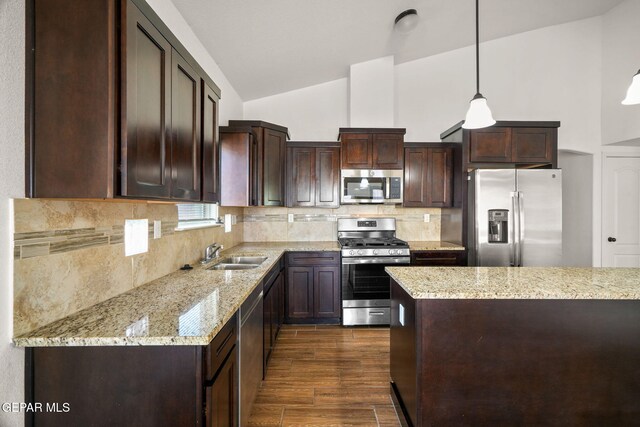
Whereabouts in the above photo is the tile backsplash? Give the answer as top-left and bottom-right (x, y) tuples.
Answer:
(13, 199), (243, 336)
(12, 200), (447, 337)
(242, 205), (443, 242)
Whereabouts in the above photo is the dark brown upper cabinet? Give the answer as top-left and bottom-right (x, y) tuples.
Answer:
(339, 128), (406, 169)
(27, 0), (221, 201)
(440, 121), (559, 168)
(403, 144), (453, 208)
(286, 142), (340, 208)
(219, 127), (257, 207)
(201, 82), (220, 202)
(228, 121), (289, 207)
(170, 50), (201, 201)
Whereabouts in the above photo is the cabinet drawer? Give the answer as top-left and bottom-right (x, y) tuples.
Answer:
(286, 251), (340, 266)
(410, 251), (466, 266)
(205, 312), (237, 383)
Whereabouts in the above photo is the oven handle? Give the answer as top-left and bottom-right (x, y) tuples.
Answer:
(341, 257), (411, 265)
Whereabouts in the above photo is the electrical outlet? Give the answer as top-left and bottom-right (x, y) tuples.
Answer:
(125, 219), (148, 256)
(153, 220), (162, 239)
(423, 214), (431, 222)
(288, 213), (294, 223)
(224, 214), (232, 233)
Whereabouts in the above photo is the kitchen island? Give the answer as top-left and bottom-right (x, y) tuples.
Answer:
(386, 266), (640, 427)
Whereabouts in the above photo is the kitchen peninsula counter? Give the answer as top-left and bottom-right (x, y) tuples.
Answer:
(388, 266), (640, 426)
(13, 242), (339, 347)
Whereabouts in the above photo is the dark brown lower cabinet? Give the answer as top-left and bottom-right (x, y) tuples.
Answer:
(390, 280), (640, 426)
(263, 261), (285, 373)
(26, 313), (238, 427)
(410, 250), (467, 266)
(286, 252), (341, 324)
(206, 346), (238, 427)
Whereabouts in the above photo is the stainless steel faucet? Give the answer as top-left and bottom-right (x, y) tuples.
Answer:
(202, 243), (223, 264)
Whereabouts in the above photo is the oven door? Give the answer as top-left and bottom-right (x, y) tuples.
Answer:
(341, 256), (410, 325)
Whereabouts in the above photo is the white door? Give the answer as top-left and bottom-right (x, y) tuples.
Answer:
(602, 156), (640, 267)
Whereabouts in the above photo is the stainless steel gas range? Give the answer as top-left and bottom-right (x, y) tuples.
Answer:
(338, 218), (410, 326)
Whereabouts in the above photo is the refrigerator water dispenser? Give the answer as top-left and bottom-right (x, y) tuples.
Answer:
(488, 209), (508, 243)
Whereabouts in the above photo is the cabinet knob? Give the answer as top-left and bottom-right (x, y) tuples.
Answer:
(608, 237), (617, 242)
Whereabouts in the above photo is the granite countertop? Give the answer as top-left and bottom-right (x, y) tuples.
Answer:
(14, 242), (340, 347)
(407, 241), (465, 251)
(387, 266), (640, 300)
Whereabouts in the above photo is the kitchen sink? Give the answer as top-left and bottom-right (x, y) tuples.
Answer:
(217, 256), (268, 265)
(207, 256), (267, 271)
(208, 263), (260, 271)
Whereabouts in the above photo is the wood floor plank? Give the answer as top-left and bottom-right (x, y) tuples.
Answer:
(248, 405), (284, 426)
(282, 406), (378, 426)
(249, 326), (394, 426)
(374, 405), (402, 426)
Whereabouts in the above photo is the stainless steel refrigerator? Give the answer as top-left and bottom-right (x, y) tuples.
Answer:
(468, 169), (562, 266)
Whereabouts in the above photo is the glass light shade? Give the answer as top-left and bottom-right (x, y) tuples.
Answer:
(622, 71), (640, 105)
(462, 95), (496, 129)
(394, 10), (419, 34)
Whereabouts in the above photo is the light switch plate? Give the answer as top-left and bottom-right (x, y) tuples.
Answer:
(125, 219), (148, 256)
(288, 213), (294, 223)
(153, 220), (162, 239)
(423, 214), (431, 223)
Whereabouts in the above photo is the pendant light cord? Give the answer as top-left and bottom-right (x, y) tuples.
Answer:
(475, 0), (480, 95)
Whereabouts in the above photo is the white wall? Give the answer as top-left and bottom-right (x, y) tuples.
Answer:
(558, 151), (593, 266)
(0, 0), (25, 425)
(244, 17), (603, 152)
(244, 78), (348, 140)
(349, 56), (395, 127)
(396, 17), (602, 149)
(146, 0), (243, 124)
(601, 0), (640, 146)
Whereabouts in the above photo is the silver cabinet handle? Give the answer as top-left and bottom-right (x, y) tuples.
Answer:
(369, 312), (385, 316)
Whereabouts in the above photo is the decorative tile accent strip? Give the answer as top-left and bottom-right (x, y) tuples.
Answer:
(21, 243), (50, 259)
(13, 221), (177, 260)
(293, 214), (337, 222)
(50, 235), (110, 255)
(241, 214), (288, 222)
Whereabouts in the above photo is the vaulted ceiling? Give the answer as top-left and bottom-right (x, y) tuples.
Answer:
(171, 0), (623, 101)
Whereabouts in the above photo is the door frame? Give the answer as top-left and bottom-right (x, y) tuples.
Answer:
(601, 152), (640, 267)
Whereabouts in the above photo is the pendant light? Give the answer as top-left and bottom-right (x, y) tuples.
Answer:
(622, 69), (640, 105)
(462, 0), (496, 129)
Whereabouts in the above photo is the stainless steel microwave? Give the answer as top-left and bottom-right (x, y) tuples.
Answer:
(340, 169), (403, 204)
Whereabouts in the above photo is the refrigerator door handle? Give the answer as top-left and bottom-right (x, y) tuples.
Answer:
(510, 192), (518, 267)
(518, 191), (525, 267)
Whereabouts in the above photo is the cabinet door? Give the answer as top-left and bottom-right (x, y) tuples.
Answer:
(263, 129), (286, 206)
(511, 128), (554, 164)
(373, 134), (404, 169)
(122, 1), (172, 198)
(206, 346), (238, 427)
(341, 134), (372, 169)
(469, 128), (512, 163)
(276, 272), (285, 335)
(315, 147), (340, 208)
(171, 50), (201, 201)
(313, 266), (341, 318)
(287, 267), (314, 319)
(287, 147), (315, 207)
(403, 148), (428, 207)
(202, 82), (219, 202)
(263, 287), (273, 373)
(427, 148), (453, 207)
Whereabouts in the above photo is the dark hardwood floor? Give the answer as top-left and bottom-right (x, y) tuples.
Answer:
(248, 325), (401, 426)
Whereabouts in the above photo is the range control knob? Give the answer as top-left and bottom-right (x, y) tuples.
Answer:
(372, 249), (379, 255)
(349, 250), (355, 255)
(357, 250), (363, 255)
(389, 249), (396, 255)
